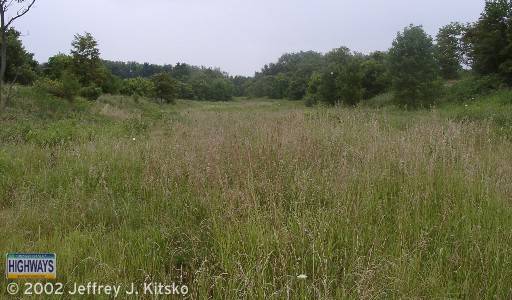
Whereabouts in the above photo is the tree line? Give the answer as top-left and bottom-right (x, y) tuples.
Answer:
(0, 30), (238, 103)
(243, 0), (512, 107)
(104, 60), (237, 101)
(0, 0), (511, 108)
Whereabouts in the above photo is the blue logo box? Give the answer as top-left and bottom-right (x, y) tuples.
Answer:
(6, 253), (56, 280)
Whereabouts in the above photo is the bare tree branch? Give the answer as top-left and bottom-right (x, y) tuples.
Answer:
(4, 0), (15, 10)
(5, 0), (35, 29)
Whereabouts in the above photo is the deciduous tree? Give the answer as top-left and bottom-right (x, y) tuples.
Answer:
(151, 73), (177, 104)
(436, 22), (466, 79)
(0, 0), (36, 111)
(464, 0), (512, 83)
(389, 25), (440, 107)
(71, 32), (102, 86)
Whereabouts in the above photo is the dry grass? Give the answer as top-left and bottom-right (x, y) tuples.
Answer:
(1, 97), (512, 298)
(98, 103), (139, 120)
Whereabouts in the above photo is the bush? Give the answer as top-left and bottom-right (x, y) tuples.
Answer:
(443, 74), (506, 102)
(34, 77), (64, 98)
(60, 72), (81, 101)
(101, 73), (122, 94)
(80, 85), (102, 100)
(35, 72), (81, 101)
(441, 90), (512, 136)
(120, 77), (155, 98)
(304, 94), (318, 107)
(15, 64), (38, 85)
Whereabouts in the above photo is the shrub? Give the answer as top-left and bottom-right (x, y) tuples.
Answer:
(80, 85), (103, 101)
(443, 74), (506, 102)
(35, 72), (81, 101)
(304, 93), (318, 107)
(15, 64), (38, 85)
(34, 77), (64, 98)
(60, 72), (81, 101)
(120, 77), (155, 98)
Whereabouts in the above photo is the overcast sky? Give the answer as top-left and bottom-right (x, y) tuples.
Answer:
(14, 0), (484, 76)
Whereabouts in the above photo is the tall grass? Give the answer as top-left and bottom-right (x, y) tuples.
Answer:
(1, 90), (512, 298)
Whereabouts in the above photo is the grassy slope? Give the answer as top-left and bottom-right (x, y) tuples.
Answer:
(1, 87), (512, 299)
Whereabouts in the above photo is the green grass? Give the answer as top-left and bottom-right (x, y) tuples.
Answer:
(439, 89), (512, 138)
(1, 87), (512, 298)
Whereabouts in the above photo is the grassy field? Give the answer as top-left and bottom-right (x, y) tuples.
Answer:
(1, 87), (512, 298)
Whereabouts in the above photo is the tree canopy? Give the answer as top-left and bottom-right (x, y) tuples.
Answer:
(464, 0), (512, 83)
(436, 22), (466, 79)
(0, 28), (38, 84)
(388, 25), (440, 106)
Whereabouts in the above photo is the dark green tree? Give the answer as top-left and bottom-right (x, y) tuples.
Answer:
(317, 47), (352, 105)
(312, 47), (368, 106)
(44, 53), (73, 80)
(210, 78), (234, 101)
(171, 63), (193, 81)
(336, 54), (364, 106)
(317, 70), (338, 105)
(0, 28), (38, 85)
(120, 77), (155, 99)
(304, 72), (322, 106)
(287, 75), (307, 100)
(361, 51), (391, 99)
(176, 81), (195, 99)
(464, 0), (512, 82)
(71, 32), (103, 86)
(60, 71), (81, 101)
(70, 32), (120, 95)
(231, 75), (250, 97)
(436, 22), (466, 79)
(389, 25), (440, 106)
(247, 75), (274, 98)
(251, 51), (324, 100)
(151, 73), (177, 104)
(271, 74), (289, 99)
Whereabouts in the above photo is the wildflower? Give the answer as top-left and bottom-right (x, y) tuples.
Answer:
(132, 138), (136, 141)
(297, 274), (307, 280)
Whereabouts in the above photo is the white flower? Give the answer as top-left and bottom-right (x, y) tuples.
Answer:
(297, 274), (308, 280)
(465, 104), (468, 107)
(132, 138), (136, 141)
